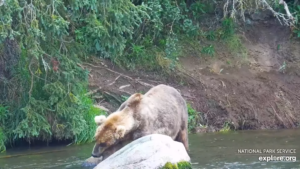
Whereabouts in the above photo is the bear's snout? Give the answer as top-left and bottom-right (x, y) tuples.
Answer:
(99, 143), (107, 147)
(91, 143), (106, 158)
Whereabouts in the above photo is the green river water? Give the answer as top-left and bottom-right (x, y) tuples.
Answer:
(0, 129), (299, 169)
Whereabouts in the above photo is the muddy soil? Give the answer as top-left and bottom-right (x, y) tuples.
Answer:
(83, 20), (300, 133)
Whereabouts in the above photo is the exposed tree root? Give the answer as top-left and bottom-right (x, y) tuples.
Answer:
(81, 63), (154, 88)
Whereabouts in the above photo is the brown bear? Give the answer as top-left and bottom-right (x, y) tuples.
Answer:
(91, 84), (189, 160)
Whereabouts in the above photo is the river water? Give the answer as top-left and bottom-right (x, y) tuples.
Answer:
(0, 129), (299, 169)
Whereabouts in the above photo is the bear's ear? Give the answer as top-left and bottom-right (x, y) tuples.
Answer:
(127, 93), (143, 108)
(115, 125), (126, 139)
(94, 115), (107, 126)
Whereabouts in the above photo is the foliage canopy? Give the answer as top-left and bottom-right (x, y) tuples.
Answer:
(0, 0), (298, 152)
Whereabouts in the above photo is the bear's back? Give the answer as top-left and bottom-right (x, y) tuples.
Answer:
(136, 84), (188, 139)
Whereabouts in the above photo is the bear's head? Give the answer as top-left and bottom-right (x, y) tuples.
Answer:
(91, 114), (127, 157)
(91, 93), (142, 158)
(96, 115), (127, 146)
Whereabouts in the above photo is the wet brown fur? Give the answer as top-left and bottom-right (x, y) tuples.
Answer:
(92, 84), (189, 160)
(126, 93), (142, 108)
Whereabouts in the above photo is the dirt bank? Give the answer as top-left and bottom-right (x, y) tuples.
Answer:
(83, 19), (300, 133)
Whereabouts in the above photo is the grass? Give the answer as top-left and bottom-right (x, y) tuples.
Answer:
(187, 103), (206, 133)
(225, 34), (247, 58)
(219, 121), (235, 133)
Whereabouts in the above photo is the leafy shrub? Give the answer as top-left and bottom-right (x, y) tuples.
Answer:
(118, 0), (201, 71)
(287, 3), (300, 38)
(221, 18), (235, 39)
(187, 103), (204, 132)
(0, 105), (8, 152)
(201, 45), (215, 57)
(0, 0), (117, 151)
(0, 0), (241, 151)
(225, 34), (247, 57)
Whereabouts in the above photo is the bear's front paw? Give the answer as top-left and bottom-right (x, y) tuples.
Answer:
(82, 156), (103, 167)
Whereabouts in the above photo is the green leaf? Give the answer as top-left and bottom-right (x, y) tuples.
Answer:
(96, 41), (101, 51)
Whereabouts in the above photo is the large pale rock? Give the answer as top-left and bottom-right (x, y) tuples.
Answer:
(94, 134), (190, 169)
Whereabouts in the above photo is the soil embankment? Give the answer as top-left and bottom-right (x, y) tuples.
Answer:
(83, 20), (300, 132)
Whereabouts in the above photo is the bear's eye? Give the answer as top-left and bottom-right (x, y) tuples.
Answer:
(99, 143), (107, 147)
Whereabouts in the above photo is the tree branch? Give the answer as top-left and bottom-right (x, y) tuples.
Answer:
(83, 63), (154, 88)
(28, 59), (34, 99)
(223, 0), (295, 26)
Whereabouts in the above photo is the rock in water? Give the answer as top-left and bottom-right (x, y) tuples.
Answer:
(94, 134), (191, 169)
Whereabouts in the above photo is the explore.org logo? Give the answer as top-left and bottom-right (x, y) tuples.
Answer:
(237, 148), (297, 163)
(258, 155), (297, 162)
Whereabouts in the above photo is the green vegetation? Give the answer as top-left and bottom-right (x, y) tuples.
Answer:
(278, 1), (300, 38)
(0, 105), (7, 152)
(219, 121), (235, 133)
(201, 45), (215, 57)
(0, 0), (298, 152)
(226, 34), (247, 58)
(162, 161), (192, 169)
(187, 103), (205, 133)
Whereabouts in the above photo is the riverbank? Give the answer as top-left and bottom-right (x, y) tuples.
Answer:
(84, 19), (300, 133)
